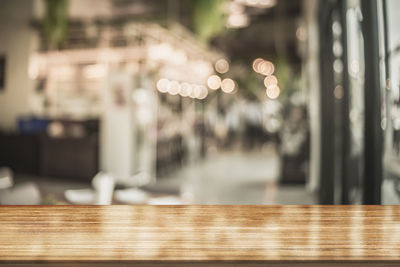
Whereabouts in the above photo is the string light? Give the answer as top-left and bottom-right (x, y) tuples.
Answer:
(215, 59), (229, 74)
(168, 81), (180, 95)
(179, 82), (191, 97)
(264, 75), (278, 89)
(253, 58), (274, 75)
(252, 58), (264, 73)
(259, 61), (274, 76)
(197, 86), (208, 100)
(221, 78), (235, 93)
(227, 13), (249, 28)
(156, 78), (170, 93)
(207, 75), (222, 90)
(157, 78), (208, 100)
(266, 86), (280, 99)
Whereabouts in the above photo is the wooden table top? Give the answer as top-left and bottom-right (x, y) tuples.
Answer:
(0, 205), (400, 263)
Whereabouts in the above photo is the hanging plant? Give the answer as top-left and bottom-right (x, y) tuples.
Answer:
(193, 0), (225, 44)
(44, 0), (68, 50)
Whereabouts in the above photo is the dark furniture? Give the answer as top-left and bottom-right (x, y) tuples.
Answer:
(0, 119), (99, 180)
(0, 133), (40, 175)
(40, 134), (98, 180)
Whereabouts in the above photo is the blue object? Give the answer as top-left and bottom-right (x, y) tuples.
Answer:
(17, 116), (49, 134)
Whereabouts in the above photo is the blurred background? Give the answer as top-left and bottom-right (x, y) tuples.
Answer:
(0, 0), (399, 205)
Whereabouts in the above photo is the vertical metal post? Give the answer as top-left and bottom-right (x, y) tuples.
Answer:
(361, 0), (382, 204)
(318, 0), (336, 204)
(339, 0), (351, 204)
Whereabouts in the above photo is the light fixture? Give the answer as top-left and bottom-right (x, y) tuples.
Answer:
(227, 13), (249, 28)
(235, 0), (276, 8)
(226, 1), (245, 14)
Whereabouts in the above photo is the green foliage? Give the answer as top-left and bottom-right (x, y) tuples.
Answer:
(240, 71), (263, 101)
(192, 0), (225, 43)
(274, 56), (293, 100)
(44, 0), (68, 50)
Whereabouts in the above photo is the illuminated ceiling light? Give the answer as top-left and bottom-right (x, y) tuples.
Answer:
(98, 49), (120, 63)
(259, 61), (274, 76)
(148, 43), (173, 62)
(168, 81), (181, 95)
(215, 59), (229, 74)
(221, 78), (235, 93)
(236, 0), (276, 8)
(256, 0), (277, 8)
(50, 65), (75, 81)
(197, 86), (208, 100)
(246, 0), (258, 5)
(226, 1), (245, 14)
(84, 64), (107, 80)
(264, 75), (278, 89)
(179, 82), (191, 97)
(227, 13), (249, 28)
(172, 50), (187, 65)
(252, 58), (264, 73)
(266, 86), (280, 99)
(207, 75), (222, 90)
(192, 60), (214, 77)
(157, 78), (170, 93)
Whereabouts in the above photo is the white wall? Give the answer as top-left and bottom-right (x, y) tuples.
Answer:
(0, 0), (36, 131)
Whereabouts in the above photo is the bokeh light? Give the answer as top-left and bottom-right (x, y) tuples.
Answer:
(252, 58), (274, 75)
(264, 75), (278, 89)
(252, 58), (264, 73)
(221, 78), (235, 93)
(157, 78), (170, 93)
(197, 86), (208, 100)
(168, 81), (181, 95)
(179, 82), (191, 97)
(207, 75), (222, 90)
(334, 85), (343, 99)
(227, 13), (249, 28)
(266, 86), (280, 99)
(259, 61), (274, 76)
(215, 59), (229, 74)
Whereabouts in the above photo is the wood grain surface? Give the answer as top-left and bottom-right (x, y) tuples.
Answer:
(0, 205), (400, 264)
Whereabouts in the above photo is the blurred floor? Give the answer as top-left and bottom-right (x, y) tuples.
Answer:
(146, 149), (315, 205)
(12, 150), (315, 205)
